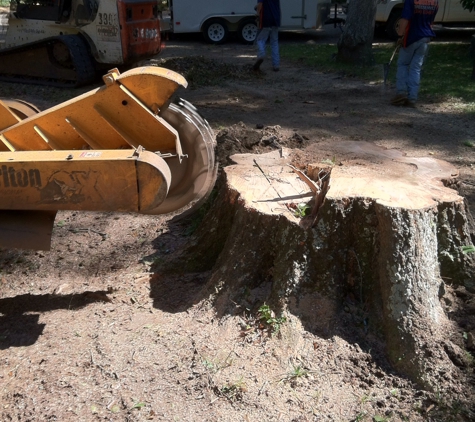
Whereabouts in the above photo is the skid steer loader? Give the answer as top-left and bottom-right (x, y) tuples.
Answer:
(0, 66), (217, 250)
(0, 0), (162, 86)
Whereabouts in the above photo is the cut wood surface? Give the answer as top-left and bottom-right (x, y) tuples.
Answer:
(228, 141), (461, 214)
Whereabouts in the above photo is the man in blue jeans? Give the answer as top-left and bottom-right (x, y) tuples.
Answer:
(391, 0), (439, 108)
(253, 0), (281, 72)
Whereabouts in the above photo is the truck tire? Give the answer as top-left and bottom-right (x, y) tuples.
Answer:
(238, 17), (258, 44)
(202, 18), (229, 44)
(385, 8), (403, 40)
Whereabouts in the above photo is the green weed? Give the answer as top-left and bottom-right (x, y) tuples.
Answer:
(293, 202), (311, 218)
(110, 404), (120, 413)
(202, 349), (234, 373)
(462, 245), (475, 254)
(258, 303), (286, 335)
(353, 412), (367, 421)
(290, 364), (308, 378)
(215, 378), (247, 402)
(360, 394), (374, 404)
(279, 364), (309, 384)
(466, 351), (474, 366)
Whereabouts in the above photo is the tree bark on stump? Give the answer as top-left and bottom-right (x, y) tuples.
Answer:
(172, 141), (475, 391)
(337, 0), (378, 65)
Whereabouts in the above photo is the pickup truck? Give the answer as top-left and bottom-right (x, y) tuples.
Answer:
(376, 0), (475, 39)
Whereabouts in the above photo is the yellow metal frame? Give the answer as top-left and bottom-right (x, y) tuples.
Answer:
(0, 148), (171, 213)
(0, 67), (188, 155)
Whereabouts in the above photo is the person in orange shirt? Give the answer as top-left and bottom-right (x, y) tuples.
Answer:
(390, 0), (439, 108)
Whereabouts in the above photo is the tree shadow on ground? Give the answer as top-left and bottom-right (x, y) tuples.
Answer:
(147, 215), (212, 313)
(148, 271), (210, 313)
(0, 314), (45, 349)
(0, 290), (112, 349)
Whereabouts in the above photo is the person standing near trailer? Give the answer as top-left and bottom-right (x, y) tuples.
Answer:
(390, 0), (439, 108)
(253, 0), (281, 72)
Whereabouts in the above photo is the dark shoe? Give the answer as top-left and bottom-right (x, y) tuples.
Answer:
(273, 67), (279, 72)
(253, 58), (263, 71)
(404, 99), (416, 108)
(390, 94), (407, 105)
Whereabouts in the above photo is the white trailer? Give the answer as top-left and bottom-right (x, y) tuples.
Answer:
(163, 0), (333, 44)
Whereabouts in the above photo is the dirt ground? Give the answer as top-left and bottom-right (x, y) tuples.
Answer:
(1, 30), (475, 421)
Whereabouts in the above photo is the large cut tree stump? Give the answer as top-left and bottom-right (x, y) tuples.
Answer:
(173, 141), (475, 391)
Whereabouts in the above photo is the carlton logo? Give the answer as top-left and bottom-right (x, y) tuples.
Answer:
(0, 165), (42, 188)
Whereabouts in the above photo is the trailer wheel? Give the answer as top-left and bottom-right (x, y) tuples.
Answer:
(385, 8), (403, 40)
(238, 18), (258, 44)
(202, 18), (229, 44)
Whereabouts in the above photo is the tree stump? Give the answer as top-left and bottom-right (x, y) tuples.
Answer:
(173, 141), (475, 391)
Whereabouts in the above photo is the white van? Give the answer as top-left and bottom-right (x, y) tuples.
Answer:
(163, 0), (333, 44)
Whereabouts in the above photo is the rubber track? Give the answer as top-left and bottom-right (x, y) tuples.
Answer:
(56, 35), (96, 87)
(0, 34), (96, 87)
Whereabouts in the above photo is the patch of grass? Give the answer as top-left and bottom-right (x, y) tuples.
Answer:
(422, 44), (475, 102)
(280, 364), (308, 383)
(280, 42), (475, 105)
(463, 140), (475, 147)
(280, 44), (382, 80)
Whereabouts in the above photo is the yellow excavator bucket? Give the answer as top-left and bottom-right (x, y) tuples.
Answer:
(0, 67), (217, 250)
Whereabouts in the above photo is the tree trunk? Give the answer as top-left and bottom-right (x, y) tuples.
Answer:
(337, 0), (378, 65)
(167, 141), (475, 391)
